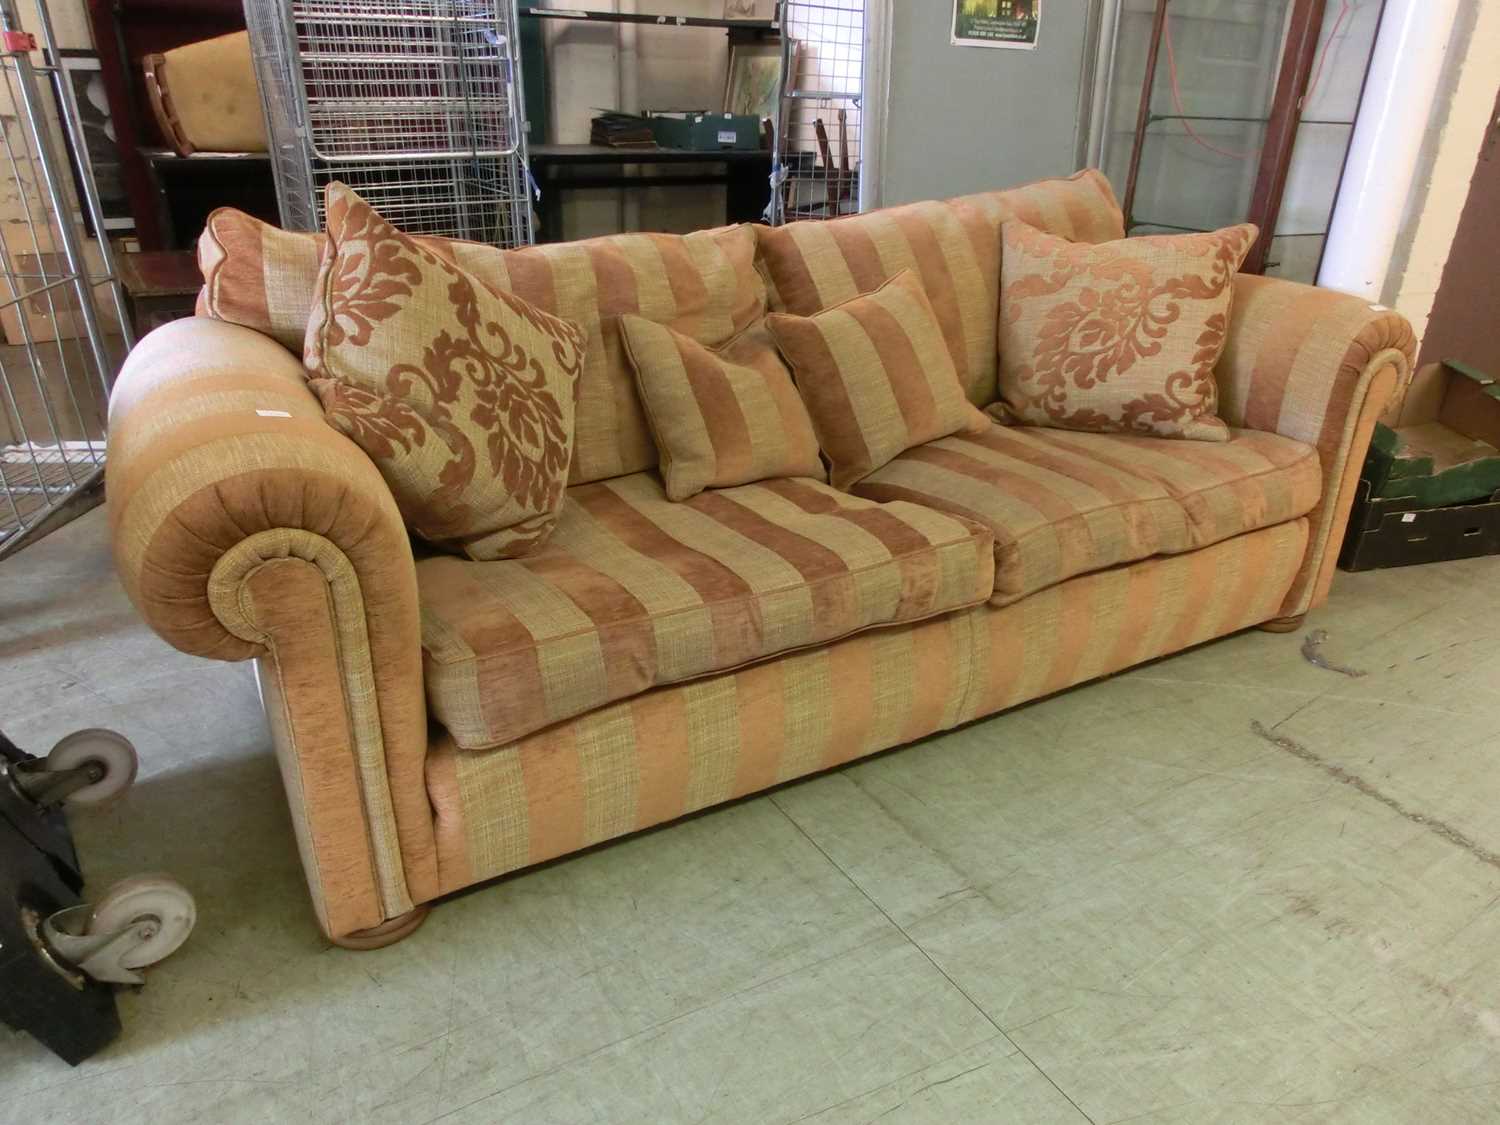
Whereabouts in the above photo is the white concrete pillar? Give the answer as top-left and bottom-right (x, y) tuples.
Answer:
(1317, 0), (1463, 299)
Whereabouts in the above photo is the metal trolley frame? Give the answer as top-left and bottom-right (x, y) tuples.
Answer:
(0, 0), (132, 560)
(245, 0), (535, 245)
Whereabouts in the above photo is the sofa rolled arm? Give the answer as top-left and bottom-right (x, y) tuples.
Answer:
(1215, 274), (1417, 615)
(107, 317), (436, 937)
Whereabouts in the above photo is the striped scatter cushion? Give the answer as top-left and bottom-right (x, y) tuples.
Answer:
(619, 315), (823, 500)
(196, 208), (325, 352)
(997, 220), (1258, 441)
(426, 517), (1308, 890)
(767, 269), (991, 489)
(418, 472), (994, 750)
(755, 170), (1128, 409)
(195, 208), (765, 485)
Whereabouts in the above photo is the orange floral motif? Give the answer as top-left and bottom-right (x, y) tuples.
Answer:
(997, 220), (1256, 441)
(306, 183), (585, 559)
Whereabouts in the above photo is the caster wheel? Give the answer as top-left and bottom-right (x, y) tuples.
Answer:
(87, 875), (196, 977)
(45, 729), (138, 807)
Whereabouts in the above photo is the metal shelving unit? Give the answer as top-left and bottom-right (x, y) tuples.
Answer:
(770, 0), (863, 224)
(519, 6), (776, 30)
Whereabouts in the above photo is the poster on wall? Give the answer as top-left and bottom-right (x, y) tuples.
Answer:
(952, 0), (1040, 49)
(52, 51), (133, 236)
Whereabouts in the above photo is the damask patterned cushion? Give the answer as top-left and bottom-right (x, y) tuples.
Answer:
(767, 269), (990, 490)
(619, 315), (823, 500)
(995, 220), (1258, 442)
(304, 183), (587, 560)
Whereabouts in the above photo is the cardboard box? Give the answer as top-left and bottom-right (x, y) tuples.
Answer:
(647, 112), (763, 152)
(0, 224), (124, 346)
(1340, 360), (1500, 571)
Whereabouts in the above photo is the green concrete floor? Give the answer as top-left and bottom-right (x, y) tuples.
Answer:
(3, 507), (1499, 1124)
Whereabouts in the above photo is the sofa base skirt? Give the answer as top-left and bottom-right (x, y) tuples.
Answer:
(425, 517), (1310, 896)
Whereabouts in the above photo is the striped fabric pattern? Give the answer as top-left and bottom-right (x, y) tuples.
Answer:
(853, 423), (1319, 602)
(107, 316), (438, 933)
(419, 472), (995, 751)
(768, 270), (991, 489)
(196, 208), (324, 352)
(950, 168), (1126, 243)
(426, 517), (1309, 891)
(755, 169), (1126, 408)
(619, 315), (823, 500)
(1214, 273), (1417, 614)
(195, 209), (766, 486)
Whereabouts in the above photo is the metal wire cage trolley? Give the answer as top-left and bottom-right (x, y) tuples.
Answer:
(244, 0), (534, 245)
(0, 0), (132, 560)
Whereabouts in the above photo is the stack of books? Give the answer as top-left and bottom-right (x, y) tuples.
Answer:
(589, 113), (657, 148)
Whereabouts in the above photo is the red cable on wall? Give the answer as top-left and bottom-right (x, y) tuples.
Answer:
(1161, 0), (1353, 162)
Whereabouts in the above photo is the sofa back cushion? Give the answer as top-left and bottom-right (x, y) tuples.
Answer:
(754, 169), (1125, 409)
(197, 208), (325, 353)
(197, 210), (765, 485)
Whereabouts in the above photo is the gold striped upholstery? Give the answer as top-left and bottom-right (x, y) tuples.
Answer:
(196, 209), (766, 485)
(418, 472), (995, 751)
(106, 317), (438, 936)
(768, 270), (991, 489)
(1214, 274), (1416, 614)
(755, 169), (1126, 409)
(427, 517), (1309, 891)
(619, 316), (823, 500)
(948, 169), (1126, 243)
(853, 424), (1321, 603)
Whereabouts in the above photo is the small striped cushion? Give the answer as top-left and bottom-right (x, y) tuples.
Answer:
(767, 270), (990, 490)
(620, 315), (823, 501)
(195, 209), (765, 485)
(419, 472), (995, 750)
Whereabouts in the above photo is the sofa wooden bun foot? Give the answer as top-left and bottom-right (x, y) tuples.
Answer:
(107, 170), (1415, 945)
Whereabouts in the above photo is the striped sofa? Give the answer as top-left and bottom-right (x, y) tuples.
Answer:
(107, 171), (1415, 947)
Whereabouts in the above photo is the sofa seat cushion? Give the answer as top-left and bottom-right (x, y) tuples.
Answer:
(420, 473), (995, 750)
(852, 423), (1320, 603)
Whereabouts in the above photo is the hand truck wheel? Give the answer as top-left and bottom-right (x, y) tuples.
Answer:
(10, 729), (138, 809)
(41, 874), (196, 986)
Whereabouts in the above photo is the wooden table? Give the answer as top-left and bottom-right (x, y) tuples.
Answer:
(116, 250), (203, 336)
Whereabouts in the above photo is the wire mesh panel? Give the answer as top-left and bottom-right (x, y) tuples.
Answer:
(0, 0), (131, 559)
(246, 0), (534, 245)
(773, 0), (864, 223)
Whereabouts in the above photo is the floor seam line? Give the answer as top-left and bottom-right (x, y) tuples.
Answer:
(768, 793), (1099, 1125)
